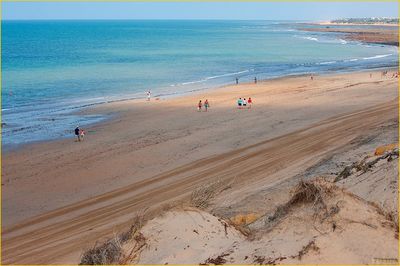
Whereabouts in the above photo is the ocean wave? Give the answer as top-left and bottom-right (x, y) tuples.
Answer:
(318, 55), (391, 65)
(181, 80), (204, 85)
(271, 29), (296, 32)
(319, 61), (337, 65)
(300, 36), (319, 42)
(295, 35), (351, 45)
(180, 69), (251, 86)
(205, 69), (250, 80)
(362, 54), (393, 60)
(344, 58), (359, 62)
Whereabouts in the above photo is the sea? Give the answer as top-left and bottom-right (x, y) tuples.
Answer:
(2, 20), (398, 148)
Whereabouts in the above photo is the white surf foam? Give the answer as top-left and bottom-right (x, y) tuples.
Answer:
(362, 54), (393, 60)
(180, 70), (251, 86)
(205, 69), (250, 80)
(319, 61), (336, 65)
(301, 36), (319, 42)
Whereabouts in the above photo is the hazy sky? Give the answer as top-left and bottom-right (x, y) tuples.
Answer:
(3, 2), (398, 21)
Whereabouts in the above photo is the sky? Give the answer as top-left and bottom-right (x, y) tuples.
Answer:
(2, 2), (398, 21)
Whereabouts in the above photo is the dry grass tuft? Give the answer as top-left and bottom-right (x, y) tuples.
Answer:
(80, 234), (124, 265)
(191, 179), (234, 209)
(266, 179), (334, 228)
(80, 210), (147, 265)
(288, 179), (330, 207)
(119, 210), (146, 243)
(384, 210), (399, 227)
(119, 232), (147, 264)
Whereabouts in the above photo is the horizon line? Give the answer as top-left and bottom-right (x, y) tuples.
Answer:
(3, 16), (397, 21)
(4, 18), (394, 21)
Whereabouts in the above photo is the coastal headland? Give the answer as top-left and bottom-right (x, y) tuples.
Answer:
(299, 23), (399, 46)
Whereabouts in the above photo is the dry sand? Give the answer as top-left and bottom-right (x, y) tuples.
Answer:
(2, 70), (398, 264)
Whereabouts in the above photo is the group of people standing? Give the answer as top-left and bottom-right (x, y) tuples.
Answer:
(237, 97), (252, 109)
(197, 97), (253, 112)
(198, 99), (210, 112)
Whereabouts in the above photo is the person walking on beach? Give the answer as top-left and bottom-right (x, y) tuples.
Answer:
(310, 74), (314, 81)
(254, 77), (257, 84)
(238, 98), (242, 108)
(80, 129), (86, 141)
(243, 98), (247, 108)
(198, 100), (202, 111)
(147, 90), (151, 101)
(204, 99), (210, 112)
(75, 126), (81, 142)
(235, 77), (239, 85)
(248, 97), (252, 108)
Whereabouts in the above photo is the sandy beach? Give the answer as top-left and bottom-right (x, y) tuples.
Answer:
(2, 70), (398, 264)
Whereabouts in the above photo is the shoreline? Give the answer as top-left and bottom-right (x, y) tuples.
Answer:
(3, 65), (398, 153)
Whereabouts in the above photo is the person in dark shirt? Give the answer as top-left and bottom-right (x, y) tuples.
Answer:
(75, 126), (81, 142)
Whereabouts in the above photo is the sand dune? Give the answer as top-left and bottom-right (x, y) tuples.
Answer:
(127, 179), (397, 265)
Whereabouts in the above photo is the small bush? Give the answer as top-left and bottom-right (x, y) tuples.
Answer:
(80, 234), (123, 265)
(191, 179), (233, 209)
(266, 179), (333, 226)
(80, 211), (146, 265)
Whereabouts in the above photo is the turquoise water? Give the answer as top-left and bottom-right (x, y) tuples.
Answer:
(2, 20), (398, 147)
